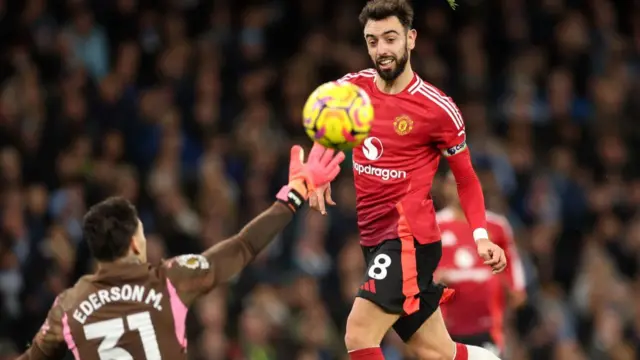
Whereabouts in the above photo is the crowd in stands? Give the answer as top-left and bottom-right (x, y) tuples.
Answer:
(0, 0), (638, 359)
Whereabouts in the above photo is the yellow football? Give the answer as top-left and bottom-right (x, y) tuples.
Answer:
(302, 81), (374, 150)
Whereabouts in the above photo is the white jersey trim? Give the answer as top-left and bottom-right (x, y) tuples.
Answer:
(338, 69), (376, 83)
(409, 78), (464, 131)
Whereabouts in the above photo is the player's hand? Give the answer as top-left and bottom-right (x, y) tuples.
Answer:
(476, 238), (507, 274)
(309, 183), (336, 215)
(288, 143), (345, 199)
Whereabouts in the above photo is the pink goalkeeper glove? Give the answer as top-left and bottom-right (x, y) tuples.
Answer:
(276, 143), (345, 213)
(290, 143), (345, 189)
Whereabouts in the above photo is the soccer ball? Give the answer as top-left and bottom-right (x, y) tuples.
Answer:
(302, 81), (374, 150)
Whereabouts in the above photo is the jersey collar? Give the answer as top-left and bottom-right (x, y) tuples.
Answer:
(372, 71), (420, 96)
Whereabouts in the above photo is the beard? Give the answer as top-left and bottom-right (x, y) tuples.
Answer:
(374, 48), (409, 82)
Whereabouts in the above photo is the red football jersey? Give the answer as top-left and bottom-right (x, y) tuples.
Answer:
(339, 69), (467, 247)
(436, 208), (526, 348)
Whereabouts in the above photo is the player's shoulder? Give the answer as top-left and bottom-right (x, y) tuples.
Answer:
(54, 287), (74, 305)
(56, 277), (93, 310)
(162, 254), (212, 285)
(486, 210), (509, 226)
(337, 68), (377, 85)
(162, 254), (215, 305)
(407, 75), (464, 124)
(33, 292), (68, 355)
(486, 211), (513, 233)
(37, 288), (75, 338)
(436, 207), (457, 223)
(407, 75), (449, 99)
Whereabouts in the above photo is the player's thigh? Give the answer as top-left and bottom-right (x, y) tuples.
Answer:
(346, 297), (399, 348)
(404, 307), (455, 360)
(347, 241), (406, 347)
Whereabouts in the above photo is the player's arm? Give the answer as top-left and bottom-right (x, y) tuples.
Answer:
(17, 295), (68, 360)
(200, 198), (297, 284)
(493, 218), (527, 307)
(431, 97), (506, 273)
(166, 144), (344, 305)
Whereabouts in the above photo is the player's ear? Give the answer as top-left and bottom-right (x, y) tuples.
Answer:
(407, 29), (416, 50)
(130, 237), (141, 255)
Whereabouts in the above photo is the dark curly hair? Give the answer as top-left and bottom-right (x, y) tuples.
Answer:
(82, 197), (139, 262)
(358, 0), (414, 29)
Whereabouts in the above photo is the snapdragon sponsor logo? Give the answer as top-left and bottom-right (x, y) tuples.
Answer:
(362, 137), (383, 161)
(353, 161), (407, 180)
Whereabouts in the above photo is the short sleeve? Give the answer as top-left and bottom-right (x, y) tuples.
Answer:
(163, 254), (215, 304)
(429, 95), (467, 156)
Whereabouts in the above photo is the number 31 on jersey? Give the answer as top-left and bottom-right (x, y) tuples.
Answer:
(83, 311), (160, 360)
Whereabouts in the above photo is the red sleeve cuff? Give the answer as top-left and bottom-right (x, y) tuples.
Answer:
(446, 150), (487, 231)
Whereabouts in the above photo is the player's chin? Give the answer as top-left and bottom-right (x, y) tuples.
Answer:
(376, 68), (397, 82)
(376, 62), (395, 73)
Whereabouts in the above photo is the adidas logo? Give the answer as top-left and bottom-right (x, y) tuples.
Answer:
(359, 279), (376, 294)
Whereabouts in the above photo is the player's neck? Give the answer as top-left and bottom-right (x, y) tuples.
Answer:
(376, 66), (414, 95)
(97, 255), (143, 269)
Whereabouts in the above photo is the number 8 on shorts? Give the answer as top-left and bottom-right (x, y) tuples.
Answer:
(357, 238), (445, 342)
(358, 240), (409, 315)
(368, 254), (392, 280)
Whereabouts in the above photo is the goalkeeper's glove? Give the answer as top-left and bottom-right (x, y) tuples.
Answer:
(276, 143), (345, 213)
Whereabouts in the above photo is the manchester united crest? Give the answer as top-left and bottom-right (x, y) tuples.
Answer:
(393, 115), (413, 135)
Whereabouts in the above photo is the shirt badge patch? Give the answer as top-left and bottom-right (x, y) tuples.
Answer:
(176, 254), (210, 270)
(393, 115), (413, 135)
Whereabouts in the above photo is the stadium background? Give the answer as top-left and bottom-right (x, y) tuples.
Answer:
(0, 0), (638, 359)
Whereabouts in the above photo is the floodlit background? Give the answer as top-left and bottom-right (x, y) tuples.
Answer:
(0, 0), (639, 359)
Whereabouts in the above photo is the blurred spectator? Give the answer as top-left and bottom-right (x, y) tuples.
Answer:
(0, 0), (638, 359)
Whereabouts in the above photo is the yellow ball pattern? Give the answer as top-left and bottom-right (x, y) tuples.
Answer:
(302, 81), (374, 150)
